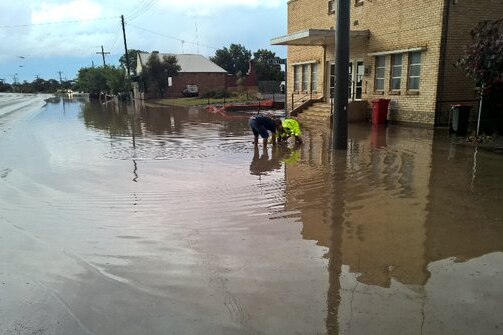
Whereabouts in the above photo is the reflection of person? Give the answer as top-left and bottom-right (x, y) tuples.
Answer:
(277, 118), (303, 145)
(249, 145), (300, 176)
(249, 115), (278, 148)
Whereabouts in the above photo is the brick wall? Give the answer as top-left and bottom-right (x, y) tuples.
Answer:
(165, 73), (227, 98)
(437, 0), (503, 125)
(285, 0), (503, 126)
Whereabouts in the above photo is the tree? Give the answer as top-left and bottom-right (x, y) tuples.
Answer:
(457, 19), (503, 135)
(142, 54), (181, 97)
(457, 19), (503, 93)
(119, 49), (146, 76)
(75, 66), (129, 95)
(0, 81), (12, 92)
(253, 49), (284, 81)
(210, 43), (251, 75)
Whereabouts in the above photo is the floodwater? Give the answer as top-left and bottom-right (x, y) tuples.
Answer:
(0, 94), (502, 335)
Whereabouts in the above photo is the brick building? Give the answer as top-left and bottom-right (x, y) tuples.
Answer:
(136, 52), (227, 98)
(271, 0), (503, 126)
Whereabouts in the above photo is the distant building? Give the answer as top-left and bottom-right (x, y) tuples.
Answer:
(271, 0), (503, 126)
(136, 52), (227, 98)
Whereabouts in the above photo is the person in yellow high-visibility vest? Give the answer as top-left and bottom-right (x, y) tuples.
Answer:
(276, 118), (303, 145)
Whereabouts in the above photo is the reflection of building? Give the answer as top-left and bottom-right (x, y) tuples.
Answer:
(287, 124), (434, 288)
(284, 124), (503, 333)
(271, 0), (503, 125)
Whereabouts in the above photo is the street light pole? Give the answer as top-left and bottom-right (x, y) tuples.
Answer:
(332, 0), (350, 150)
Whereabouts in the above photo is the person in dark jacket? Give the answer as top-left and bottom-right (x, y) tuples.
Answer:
(248, 115), (278, 148)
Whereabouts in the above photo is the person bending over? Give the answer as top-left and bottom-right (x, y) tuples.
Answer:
(276, 118), (303, 145)
(249, 115), (278, 148)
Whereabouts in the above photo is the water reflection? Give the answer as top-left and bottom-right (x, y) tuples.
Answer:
(285, 124), (503, 334)
(249, 146), (300, 176)
(3, 96), (502, 334)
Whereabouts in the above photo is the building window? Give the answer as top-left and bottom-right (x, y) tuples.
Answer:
(408, 52), (422, 90)
(302, 64), (309, 91)
(328, 0), (336, 14)
(355, 0), (364, 7)
(390, 54), (402, 91)
(375, 56), (385, 92)
(294, 65), (301, 91)
(311, 63), (318, 92)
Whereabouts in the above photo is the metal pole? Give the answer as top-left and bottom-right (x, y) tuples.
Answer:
(332, 0), (350, 150)
(476, 85), (484, 136)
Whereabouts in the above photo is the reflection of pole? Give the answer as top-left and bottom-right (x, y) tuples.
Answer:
(332, 0), (350, 150)
(133, 159), (138, 182)
(326, 149), (347, 334)
(471, 147), (478, 191)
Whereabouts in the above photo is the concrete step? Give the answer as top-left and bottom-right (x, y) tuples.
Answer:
(295, 102), (333, 125)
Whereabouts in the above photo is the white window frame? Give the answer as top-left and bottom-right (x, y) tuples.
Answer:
(302, 64), (309, 91)
(311, 63), (318, 92)
(294, 65), (301, 91)
(390, 54), (402, 91)
(408, 52), (422, 91)
(375, 56), (385, 92)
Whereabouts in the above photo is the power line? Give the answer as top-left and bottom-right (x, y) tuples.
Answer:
(126, 23), (218, 51)
(126, 0), (159, 22)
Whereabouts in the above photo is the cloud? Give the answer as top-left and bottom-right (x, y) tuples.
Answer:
(31, 0), (103, 24)
(152, 0), (283, 16)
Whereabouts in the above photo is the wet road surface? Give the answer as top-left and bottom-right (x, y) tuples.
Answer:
(1, 95), (502, 334)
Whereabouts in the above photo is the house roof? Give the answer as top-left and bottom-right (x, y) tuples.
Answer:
(138, 53), (227, 73)
(270, 29), (370, 46)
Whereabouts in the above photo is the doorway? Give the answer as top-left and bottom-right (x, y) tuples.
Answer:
(328, 60), (364, 100)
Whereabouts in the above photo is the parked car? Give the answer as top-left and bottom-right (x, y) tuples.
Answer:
(182, 84), (199, 97)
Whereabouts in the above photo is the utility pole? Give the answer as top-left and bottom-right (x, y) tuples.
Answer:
(332, 0), (350, 150)
(96, 45), (110, 66)
(121, 15), (131, 77)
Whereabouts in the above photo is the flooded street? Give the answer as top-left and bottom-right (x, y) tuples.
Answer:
(1, 94), (502, 335)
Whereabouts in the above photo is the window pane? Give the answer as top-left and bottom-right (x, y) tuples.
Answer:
(294, 65), (301, 91)
(311, 64), (318, 91)
(408, 77), (420, 90)
(391, 78), (401, 90)
(376, 78), (384, 91)
(302, 64), (309, 91)
(408, 52), (421, 90)
(376, 56), (385, 67)
(409, 64), (421, 77)
(410, 52), (421, 65)
(375, 56), (386, 91)
(392, 54), (402, 66)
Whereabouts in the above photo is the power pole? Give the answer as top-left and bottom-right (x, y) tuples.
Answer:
(332, 0), (350, 150)
(121, 15), (131, 76)
(96, 45), (110, 66)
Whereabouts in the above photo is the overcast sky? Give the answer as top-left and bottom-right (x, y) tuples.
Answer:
(0, 0), (288, 83)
